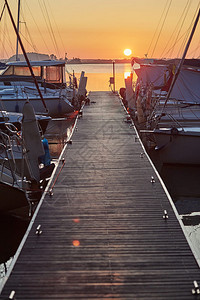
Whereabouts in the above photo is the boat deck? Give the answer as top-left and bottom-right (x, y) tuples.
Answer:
(1, 91), (200, 299)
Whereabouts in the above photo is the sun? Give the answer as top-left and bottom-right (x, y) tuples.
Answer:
(124, 49), (132, 56)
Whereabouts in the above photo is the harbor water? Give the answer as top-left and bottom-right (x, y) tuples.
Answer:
(1, 63), (200, 284)
(66, 63), (133, 92)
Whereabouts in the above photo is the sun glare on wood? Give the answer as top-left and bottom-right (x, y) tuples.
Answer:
(73, 218), (80, 223)
(124, 49), (132, 56)
(73, 240), (80, 247)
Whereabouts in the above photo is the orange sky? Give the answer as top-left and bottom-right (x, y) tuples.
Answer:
(0, 0), (200, 60)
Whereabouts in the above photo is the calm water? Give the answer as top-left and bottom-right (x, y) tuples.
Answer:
(66, 63), (134, 92)
(1, 63), (200, 286)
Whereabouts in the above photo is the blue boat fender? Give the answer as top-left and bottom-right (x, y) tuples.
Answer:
(40, 137), (51, 166)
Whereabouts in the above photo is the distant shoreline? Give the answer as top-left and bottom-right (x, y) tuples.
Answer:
(67, 59), (131, 64)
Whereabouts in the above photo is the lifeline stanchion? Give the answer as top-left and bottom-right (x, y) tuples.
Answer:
(78, 110), (83, 118)
(49, 158), (65, 196)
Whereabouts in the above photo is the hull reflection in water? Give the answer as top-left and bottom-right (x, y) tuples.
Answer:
(44, 113), (77, 158)
(160, 164), (200, 215)
(0, 214), (29, 280)
(152, 127), (200, 165)
(155, 161), (200, 265)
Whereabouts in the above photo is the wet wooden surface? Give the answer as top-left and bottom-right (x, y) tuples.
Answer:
(1, 91), (200, 299)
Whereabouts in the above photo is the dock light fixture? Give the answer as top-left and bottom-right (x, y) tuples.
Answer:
(49, 189), (53, 197)
(163, 210), (168, 220)
(78, 110), (83, 118)
(73, 240), (80, 247)
(35, 224), (42, 235)
(192, 280), (200, 294)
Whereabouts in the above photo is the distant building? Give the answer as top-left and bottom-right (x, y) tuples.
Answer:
(67, 57), (82, 64)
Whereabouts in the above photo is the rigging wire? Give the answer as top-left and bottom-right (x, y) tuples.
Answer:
(0, 3), (6, 58)
(19, 28), (38, 53)
(146, 0), (169, 58)
(38, 0), (60, 58)
(15, 3), (38, 57)
(18, 4), (38, 53)
(46, 0), (66, 58)
(25, 24), (37, 52)
(160, 0), (191, 58)
(42, 0), (60, 58)
(177, 26), (192, 58)
(171, 1), (191, 57)
(23, 1), (51, 55)
(191, 10), (200, 58)
(173, 0), (192, 58)
(193, 36), (200, 57)
(0, 8), (15, 58)
(162, 29), (189, 58)
(177, 1), (200, 58)
(23, 22), (38, 53)
(151, 0), (172, 58)
(161, 8), (200, 114)
(0, 0), (65, 60)
(0, 3), (5, 23)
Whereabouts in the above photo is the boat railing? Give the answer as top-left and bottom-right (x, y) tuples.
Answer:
(162, 113), (185, 130)
(1, 123), (28, 173)
(4, 123), (23, 152)
(5, 122), (41, 184)
(148, 93), (187, 130)
(0, 132), (19, 186)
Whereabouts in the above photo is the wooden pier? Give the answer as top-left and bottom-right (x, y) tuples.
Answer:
(1, 91), (200, 299)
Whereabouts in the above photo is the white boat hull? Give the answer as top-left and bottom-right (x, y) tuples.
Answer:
(0, 96), (74, 117)
(153, 128), (200, 165)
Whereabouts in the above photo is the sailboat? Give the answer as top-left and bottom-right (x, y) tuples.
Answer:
(0, 109), (51, 135)
(0, 59), (76, 117)
(0, 1), (87, 117)
(131, 9), (200, 167)
(0, 100), (54, 216)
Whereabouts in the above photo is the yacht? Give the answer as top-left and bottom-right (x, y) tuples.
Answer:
(0, 60), (75, 117)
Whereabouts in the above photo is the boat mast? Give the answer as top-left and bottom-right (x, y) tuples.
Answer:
(5, 0), (48, 114)
(161, 8), (200, 112)
(16, 0), (20, 61)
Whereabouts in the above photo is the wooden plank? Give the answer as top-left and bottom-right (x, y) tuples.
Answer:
(1, 91), (200, 300)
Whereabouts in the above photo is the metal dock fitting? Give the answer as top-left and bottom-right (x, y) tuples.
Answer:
(35, 225), (42, 235)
